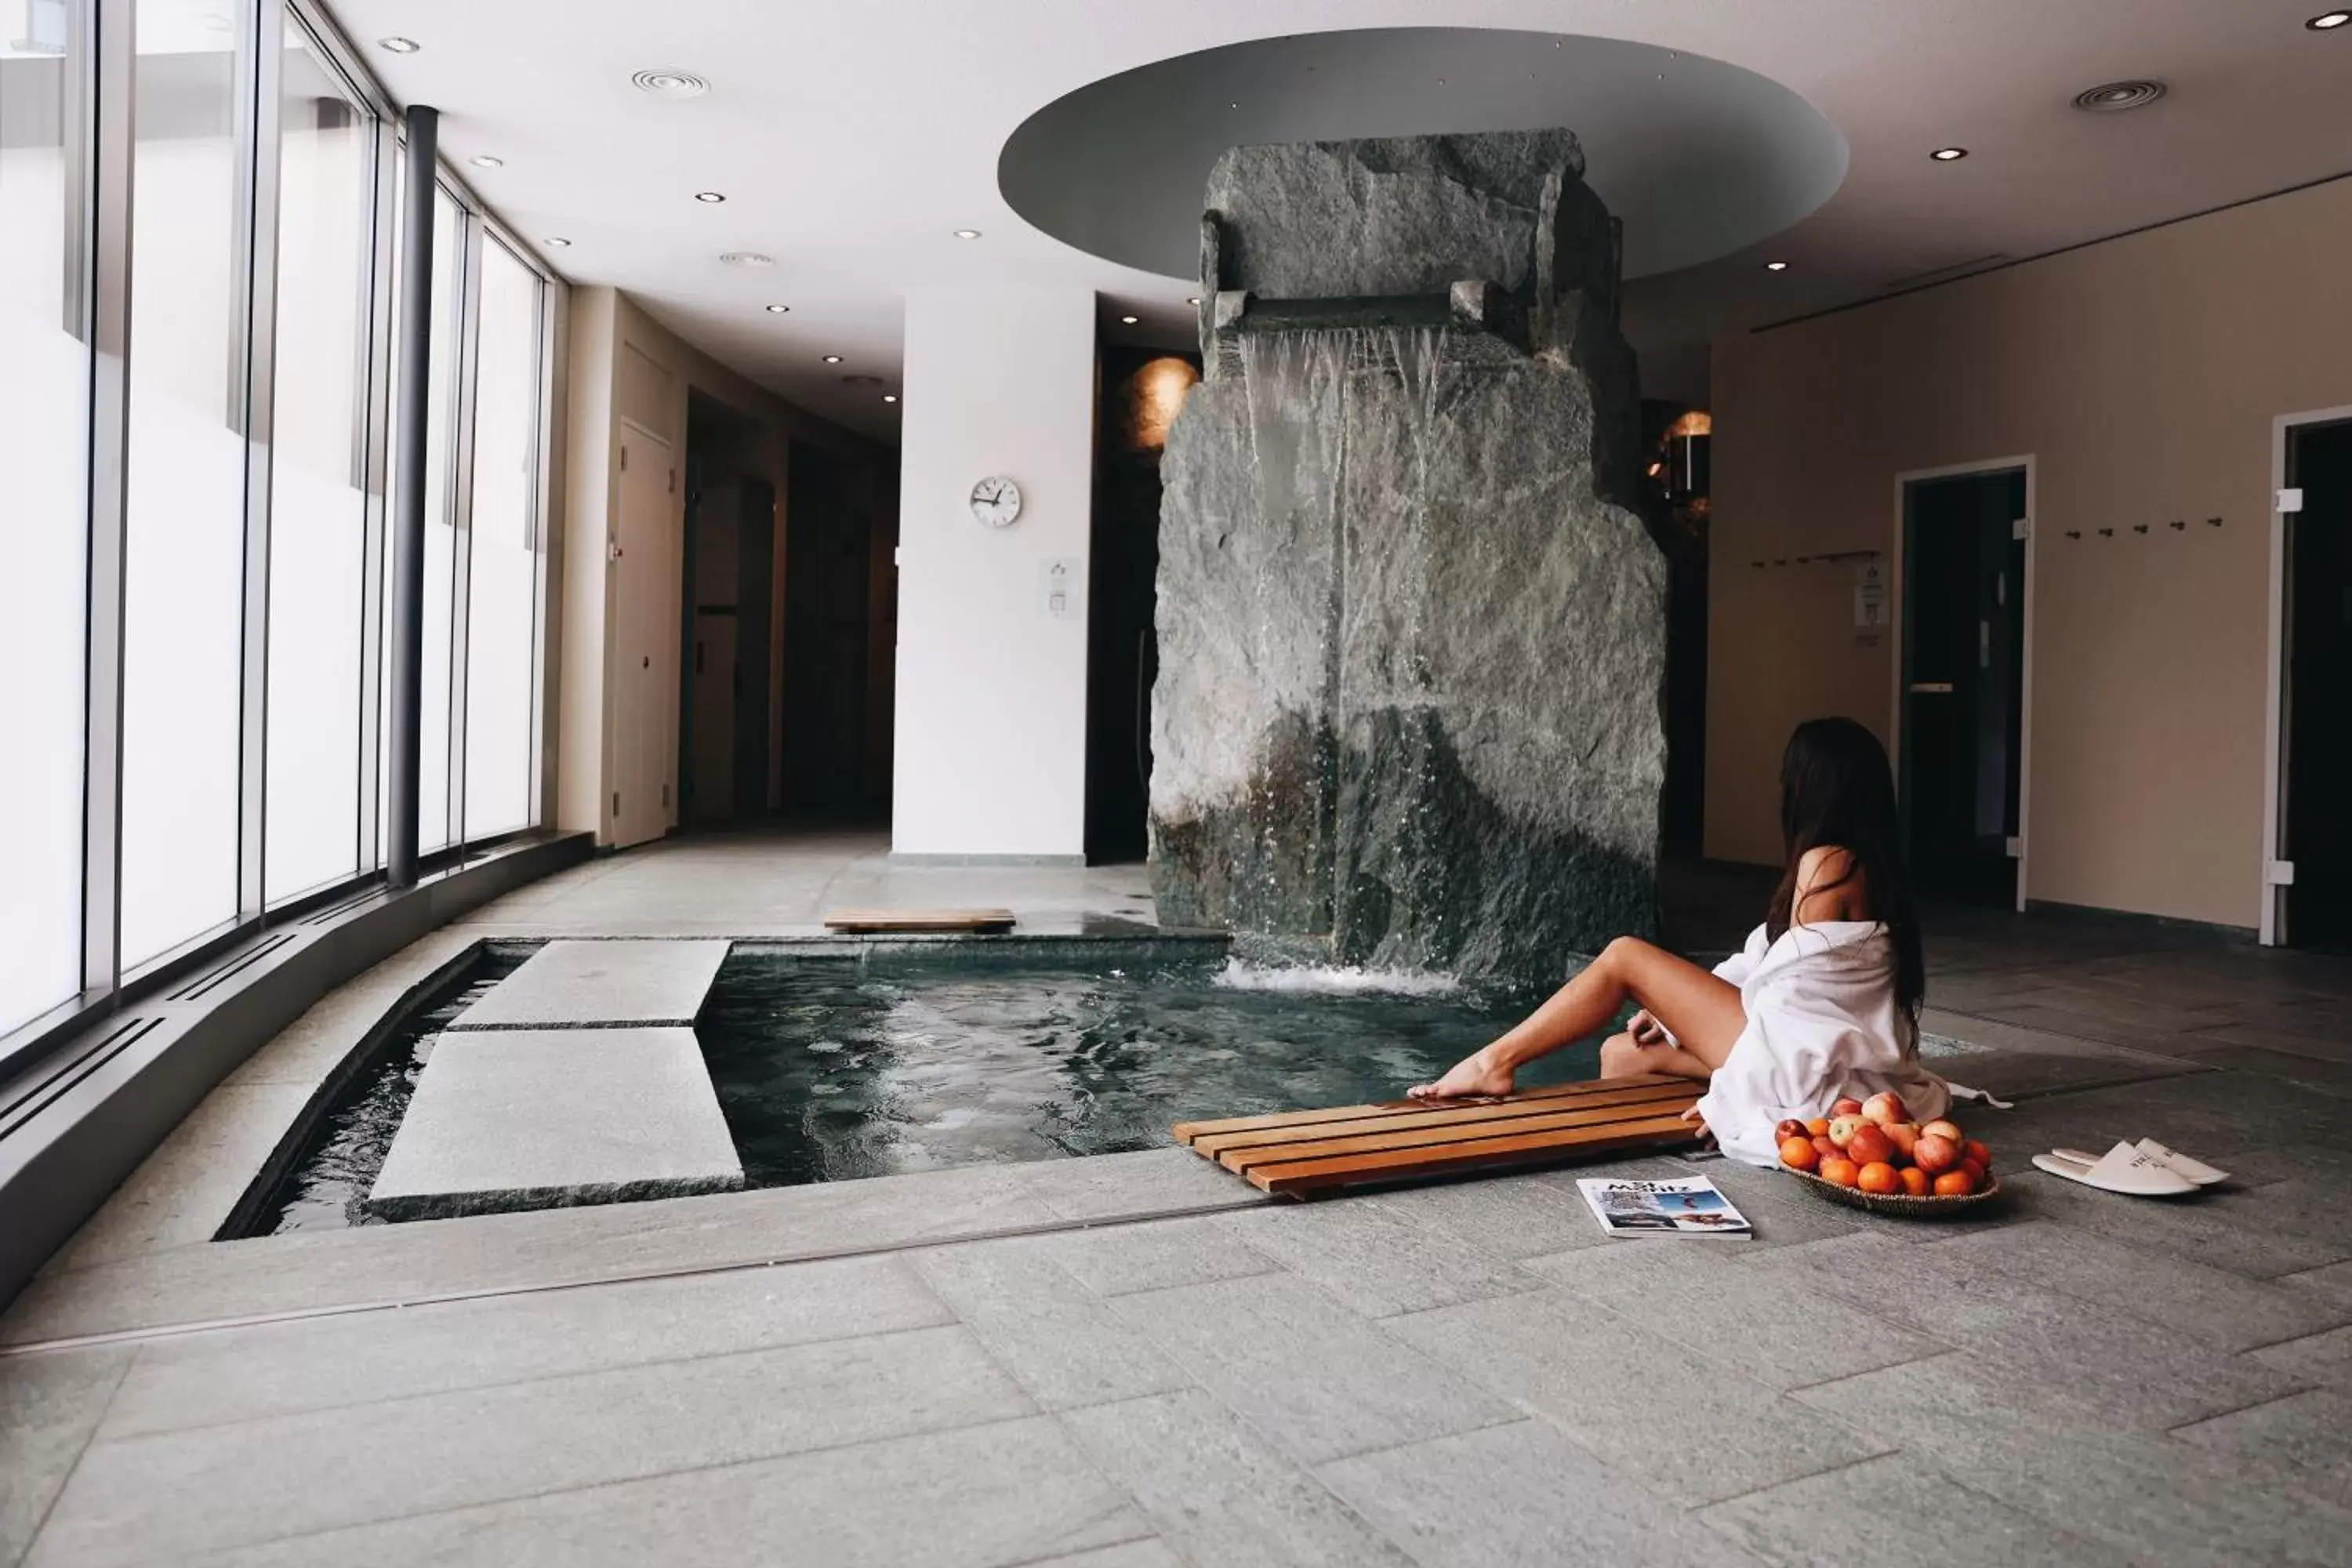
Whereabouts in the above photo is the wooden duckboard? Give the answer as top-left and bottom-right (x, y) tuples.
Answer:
(822, 908), (1017, 934)
(1172, 1073), (1705, 1199)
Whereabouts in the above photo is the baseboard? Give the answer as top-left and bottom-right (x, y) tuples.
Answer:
(887, 852), (1090, 869)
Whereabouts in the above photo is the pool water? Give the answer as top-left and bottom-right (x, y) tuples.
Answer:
(696, 949), (1594, 1186)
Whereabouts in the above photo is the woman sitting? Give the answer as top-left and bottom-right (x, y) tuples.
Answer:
(1407, 716), (1949, 1165)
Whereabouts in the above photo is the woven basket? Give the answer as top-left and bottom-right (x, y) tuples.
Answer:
(1787, 1166), (2003, 1218)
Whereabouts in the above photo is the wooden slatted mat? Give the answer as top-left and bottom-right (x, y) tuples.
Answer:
(822, 908), (1017, 934)
(1172, 1073), (1705, 1199)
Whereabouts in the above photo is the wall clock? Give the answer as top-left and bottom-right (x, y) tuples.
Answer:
(971, 475), (1022, 528)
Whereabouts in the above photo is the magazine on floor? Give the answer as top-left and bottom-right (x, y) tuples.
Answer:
(1576, 1176), (1754, 1240)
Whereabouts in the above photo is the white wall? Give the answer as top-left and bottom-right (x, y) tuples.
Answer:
(892, 288), (1098, 859)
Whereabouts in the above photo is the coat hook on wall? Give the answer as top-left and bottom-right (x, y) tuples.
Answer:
(2169, 520), (2186, 531)
(2206, 516), (2223, 528)
(2065, 529), (2082, 539)
(2097, 528), (2114, 537)
(2132, 523), (2150, 534)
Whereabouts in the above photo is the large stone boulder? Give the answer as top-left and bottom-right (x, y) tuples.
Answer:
(1149, 129), (1665, 981)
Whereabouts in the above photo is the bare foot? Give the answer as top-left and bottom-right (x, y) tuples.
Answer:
(1407, 1051), (1516, 1101)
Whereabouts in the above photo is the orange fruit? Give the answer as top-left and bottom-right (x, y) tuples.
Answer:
(1780, 1136), (1820, 1171)
(1933, 1168), (1977, 1197)
(1898, 1167), (1932, 1197)
(1820, 1156), (1860, 1189)
(1804, 1117), (1831, 1138)
(1963, 1138), (1993, 1171)
(1857, 1162), (1899, 1195)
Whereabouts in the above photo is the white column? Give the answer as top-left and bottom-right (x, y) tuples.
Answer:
(891, 287), (1097, 862)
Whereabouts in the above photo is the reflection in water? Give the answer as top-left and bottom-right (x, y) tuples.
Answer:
(695, 950), (1599, 1187)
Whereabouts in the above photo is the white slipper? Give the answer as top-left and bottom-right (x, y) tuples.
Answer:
(2033, 1142), (2199, 1196)
(2050, 1141), (2230, 1188)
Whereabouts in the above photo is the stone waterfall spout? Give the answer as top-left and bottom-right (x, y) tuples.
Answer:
(1149, 129), (1666, 981)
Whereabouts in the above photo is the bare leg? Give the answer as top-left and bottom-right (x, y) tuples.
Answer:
(1407, 938), (1746, 1099)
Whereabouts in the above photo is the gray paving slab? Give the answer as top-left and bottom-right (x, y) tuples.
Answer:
(1218, 1196), (1540, 1318)
(0, 1346), (131, 1568)
(366, 1027), (743, 1219)
(2253, 1323), (2352, 1391)
(30, 1323), (1033, 1566)
(171, 1415), (1150, 1568)
(447, 938), (728, 1029)
(2188, 1043), (2352, 1100)
(1791, 1355), (2352, 1567)
(2172, 1389), (2352, 1492)
(1318, 1418), (1765, 1568)
(1695, 1450), (2133, 1568)
(1752, 1232), (2305, 1428)
(1995, 1167), (2352, 1278)
(1685, 1156), (1926, 1248)
(1016, 1147), (1265, 1222)
(1352, 1156), (1697, 1258)
(1384, 1288), (1887, 1504)
(911, 1239), (1192, 1410)
(5, 1162), (1055, 1346)
(1926, 1218), (2352, 1352)
(2281, 1260), (2352, 1309)
(1034, 1214), (1280, 1297)
(98, 1253), (950, 1439)
(1523, 1237), (1948, 1390)
(1109, 1272), (1517, 1465)
(1058, 1389), (1415, 1568)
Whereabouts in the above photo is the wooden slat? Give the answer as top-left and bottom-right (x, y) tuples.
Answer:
(1240, 1111), (1704, 1196)
(821, 908), (1017, 933)
(1187, 1080), (1697, 1158)
(1214, 1091), (1699, 1175)
(1170, 1073), (1688, 1143)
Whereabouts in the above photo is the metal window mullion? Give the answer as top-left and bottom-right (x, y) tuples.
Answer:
(445, 203), (483, 854)
(385, 106), (436, 890)
(235, 0), (283, 921)
(80, 0), (134, 999)
(527, 274), (560, 829)
(354, 102), (396, 873)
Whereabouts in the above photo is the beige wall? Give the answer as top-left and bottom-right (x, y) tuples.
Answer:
(554, 286), (880, 844)
(1708, 176), (2352, 928)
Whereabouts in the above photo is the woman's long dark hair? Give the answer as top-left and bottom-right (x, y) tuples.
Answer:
(1766, 717), (1924, 1021)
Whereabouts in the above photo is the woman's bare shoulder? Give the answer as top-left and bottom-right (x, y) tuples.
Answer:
(1794, 845), (1867, 922)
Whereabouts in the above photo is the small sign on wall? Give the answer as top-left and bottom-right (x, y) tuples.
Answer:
(1853, 555), (1888, 630)
(1040, 557), (1083, 620)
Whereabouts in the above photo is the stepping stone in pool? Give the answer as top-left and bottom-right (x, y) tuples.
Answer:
(448, 939), (729, 1030)
(366, 1028), (744, 1220)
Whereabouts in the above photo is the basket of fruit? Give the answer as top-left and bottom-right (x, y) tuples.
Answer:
(1775, 1094), (2000, 1217)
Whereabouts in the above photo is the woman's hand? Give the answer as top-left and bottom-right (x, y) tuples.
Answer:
(1628, 1009), (1671, 1047)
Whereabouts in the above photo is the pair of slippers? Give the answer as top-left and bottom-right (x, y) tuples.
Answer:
(2031, 1139), (2227, 1196)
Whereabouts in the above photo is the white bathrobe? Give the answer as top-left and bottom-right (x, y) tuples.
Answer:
(1691, 920), (1952, 1167)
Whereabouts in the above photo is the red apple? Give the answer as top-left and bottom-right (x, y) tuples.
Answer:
(1775, 1119), (1809, 1146)
(1922, 1119), (1965, 1145)
(1831, 1097), (1866, 1119)
(1862, 1091), (1908, 1127)
(1812, 1135), (1840, 1161)
(1846, 1123), (1896, 1167)
(1885, 1122), (1921, 1160)
(1962, 1138), (1993, 1171)
(1913, 1133), (1960, 1176)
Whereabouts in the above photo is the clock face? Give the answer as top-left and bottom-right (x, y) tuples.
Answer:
(971, 475), (1022, 528)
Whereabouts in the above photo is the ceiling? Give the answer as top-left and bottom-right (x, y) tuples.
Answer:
(325, 1), (2352, 439)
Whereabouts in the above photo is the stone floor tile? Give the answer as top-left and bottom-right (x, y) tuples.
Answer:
(2186, 1044), (2352, 1101)
(100, 1253), (951, 1439)
(1987, 1167), (2352, 1279)
(30, 1323), (1032, 1566)
(1348, 1166), (1665, 1259)
(1682, 1158), (1915, 1249)
(1695, 1451), (2133, 1568)
(0, 1346), (132, 1567)
(2252, 1323), (2352, 1391)
(1058, 1389), (1414, 1567)
(1791, 1356), (2352, 1567)
(448, 938), (728, 1029)
(1524, 1239), (1947, 1390)
(2279, 1260), (2352, 1309)
(1108, 1273), (1516, 1465)
(1753, 1232), (2305, 1428)
(1318, 1418), (1764, 1568)
(2172, 1388), (2352, 1492)
(1017, 1148), (1267, 1223)
(911, 1240), (1192, 1410)
(1926, 1218), (2352, 1352)
(1384, 1289), (1886, 1505)
(167, 1415), (1149, 1568)
(1034, 1214), (1280, 1297)
(1218, 1197), (1539, 1318)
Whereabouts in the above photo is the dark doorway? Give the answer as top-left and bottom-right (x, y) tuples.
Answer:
(2282, 418), (2352, 948)
(1087, 348), (1199, 862)
(1640, 401), (1711, 856)
(1901, 467), (2027, 905)
(782, 443), (880, 816)
(681, 400), (776, 826)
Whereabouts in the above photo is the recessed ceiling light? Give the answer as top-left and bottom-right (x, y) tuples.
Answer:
(2308, 10), (2351, 28)
(764, 303), (789, 314)
(1765, 260), (1788, 272)
(953, 229), (982, 240)
(1187, 296), (1202, 306)
(469, 154), (503, 169)
(718, 251), (773, 267)
(377, 35), (419, 53)
(883, 394), (898, 404)
(631, 68), (710, 98)
(1120, 314), (1139, 325)
(694, 191), (726, 204)
(544, 237), (572, 248)
(822, 354), (843, 364)
(1930, 147), (1968, 162)
(2072, 79), (2167, 113)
